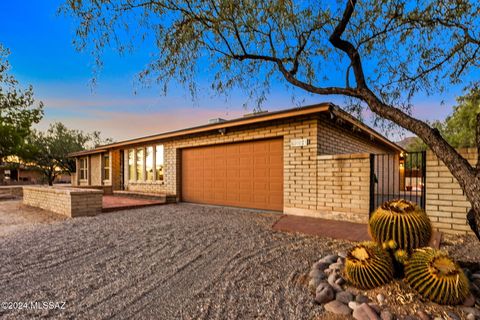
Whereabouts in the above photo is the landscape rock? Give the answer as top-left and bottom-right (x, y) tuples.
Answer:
(348, 301), (361, 310)
(335, 277), (346, 285)
(462, 293), (476, 307)
(329, 262), (343, 272)
(403, 316), (418, 320)
(336, 291), (354, 304)
(352, 303), (380, 320)
(460, 307), (480, 318)
(314, 282), (335, 304)
(416, 310), (430, 320)
(312, 261), (330, 271)
(380, 310), (394, 320)
(368, 303), (381, 313)
(338, 251), (347, 258)
(356, 294), (370, 304)
(464, 268), (472, 280)
(327, 273), (344, 292)
(466, 314), (475, 320)
(319, 254), (338, 264)
(377, 293), (385, 304)
(308, 276), (323, 293)
(324, 300), (352, 316)
(309, 268), (326, 281)
(445, 311), (460, 320)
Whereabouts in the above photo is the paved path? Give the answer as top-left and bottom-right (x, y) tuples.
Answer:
(0, 203), (351, 320)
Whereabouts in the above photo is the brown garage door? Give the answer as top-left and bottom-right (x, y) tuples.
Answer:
(181, 139), (283, 211)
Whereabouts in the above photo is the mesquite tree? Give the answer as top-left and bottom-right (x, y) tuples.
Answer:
(62, 0), (480, 239)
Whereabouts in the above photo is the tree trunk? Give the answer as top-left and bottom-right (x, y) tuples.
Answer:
(360, 88), (480, 240)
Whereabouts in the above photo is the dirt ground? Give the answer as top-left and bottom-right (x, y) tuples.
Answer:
(1, 201), (478, 320)
(0, 200), (67, 237)
(0, 202), (352, 320)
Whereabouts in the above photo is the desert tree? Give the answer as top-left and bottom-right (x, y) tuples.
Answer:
(20, 122), (112, 186)
(0, 44), (43, 161)
(62, 0), (480, 238)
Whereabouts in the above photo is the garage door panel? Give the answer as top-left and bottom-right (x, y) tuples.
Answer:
(182, 139), (283, 211)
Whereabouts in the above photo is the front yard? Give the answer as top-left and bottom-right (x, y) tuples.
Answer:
(0, 202), (351, 320)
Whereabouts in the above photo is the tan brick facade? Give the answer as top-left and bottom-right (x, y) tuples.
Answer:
(23, 186), (102, 217)
(425, 148), (475, 235)
(86, 114), (395, 223)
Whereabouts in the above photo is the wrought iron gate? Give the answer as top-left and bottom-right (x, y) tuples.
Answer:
(369, 151), (426, 214)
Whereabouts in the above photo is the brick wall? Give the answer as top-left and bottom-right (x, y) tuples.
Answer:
(426, 148), (475, 235)
(318, 114), (392, 155)
(0, 186), (24, 197)
(127, 182), (165, 194)
(284, 153), (371, 223)
(23, 186), (102, 217)
(75, 114), (397, 223)
(315, 153), (371, 223)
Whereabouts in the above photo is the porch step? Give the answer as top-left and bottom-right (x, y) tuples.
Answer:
(113, 191), (167, 202)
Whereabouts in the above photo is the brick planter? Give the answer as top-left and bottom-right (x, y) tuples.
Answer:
(23, 186), (102, 217)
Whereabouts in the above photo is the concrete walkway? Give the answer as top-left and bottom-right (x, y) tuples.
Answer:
(272, 215), (370, 242)
(102, 196), (165, 212)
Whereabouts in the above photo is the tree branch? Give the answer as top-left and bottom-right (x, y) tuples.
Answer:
(328, 0), (367, 89)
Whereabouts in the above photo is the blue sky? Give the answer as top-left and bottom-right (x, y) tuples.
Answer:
(0, 1), (467, 141)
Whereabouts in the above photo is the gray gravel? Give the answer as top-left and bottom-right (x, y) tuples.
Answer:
(0, 202), (351, 320)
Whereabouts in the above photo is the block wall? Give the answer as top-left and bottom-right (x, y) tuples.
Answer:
(425, 148), (476, 235)
(23, 186), (102, 217)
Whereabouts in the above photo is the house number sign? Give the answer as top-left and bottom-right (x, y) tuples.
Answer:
(290, 138), (309, 147)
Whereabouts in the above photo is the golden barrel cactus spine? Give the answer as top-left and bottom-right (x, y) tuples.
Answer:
(369, 199), (432, 251)
(404, 248), (470, 305)
(344, 242), (394, 290)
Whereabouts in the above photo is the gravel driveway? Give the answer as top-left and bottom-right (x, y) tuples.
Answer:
(0, 202), (351, 320)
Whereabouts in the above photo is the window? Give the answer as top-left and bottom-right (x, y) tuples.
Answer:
(103, 153), (110, 180)
(79, 158), (88, 180)
(146, 146), (154, 181)
(156, 145), (164, 181)
(128, 149), (135, 181)
(136, 148), (144, 181)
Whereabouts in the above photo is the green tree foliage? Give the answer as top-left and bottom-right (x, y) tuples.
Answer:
(62, 0), (480, 238)
(20, 122), (112, 186)
(0, 44), (43, 161)
(439, 89), (480, 148)
(405, 89), (480, 151)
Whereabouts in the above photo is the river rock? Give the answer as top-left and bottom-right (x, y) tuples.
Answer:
(308, 276), (323, 293)
(309, 268), (326, 280)
(445, 311), (460, 320)
(349, 301), (361, 310)
(319, 254), (338, 264)
(416, 310), (430, 320)
(460, 307), (480, 318)
(336, 291), (354, 304)
(462, 293), (476, 307)
(356, 294), (370, 304)
(352, 303), (380, 320)
(327, 273), (344, 292)
(324, 300), (352, 315)
(315, 282), (335, 304)
(380, 310), (394, 320)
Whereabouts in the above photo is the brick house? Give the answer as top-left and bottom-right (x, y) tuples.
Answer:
(70, 103), (402, 222)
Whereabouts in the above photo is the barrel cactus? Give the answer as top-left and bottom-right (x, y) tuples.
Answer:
(404, 248), (470, 305)
(344, 242), (394, 290)
(369, 199), (432, 251)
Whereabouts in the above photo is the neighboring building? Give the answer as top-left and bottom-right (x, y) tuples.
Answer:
(69, 103), (402, 221)
(0, 164), (71, 185)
